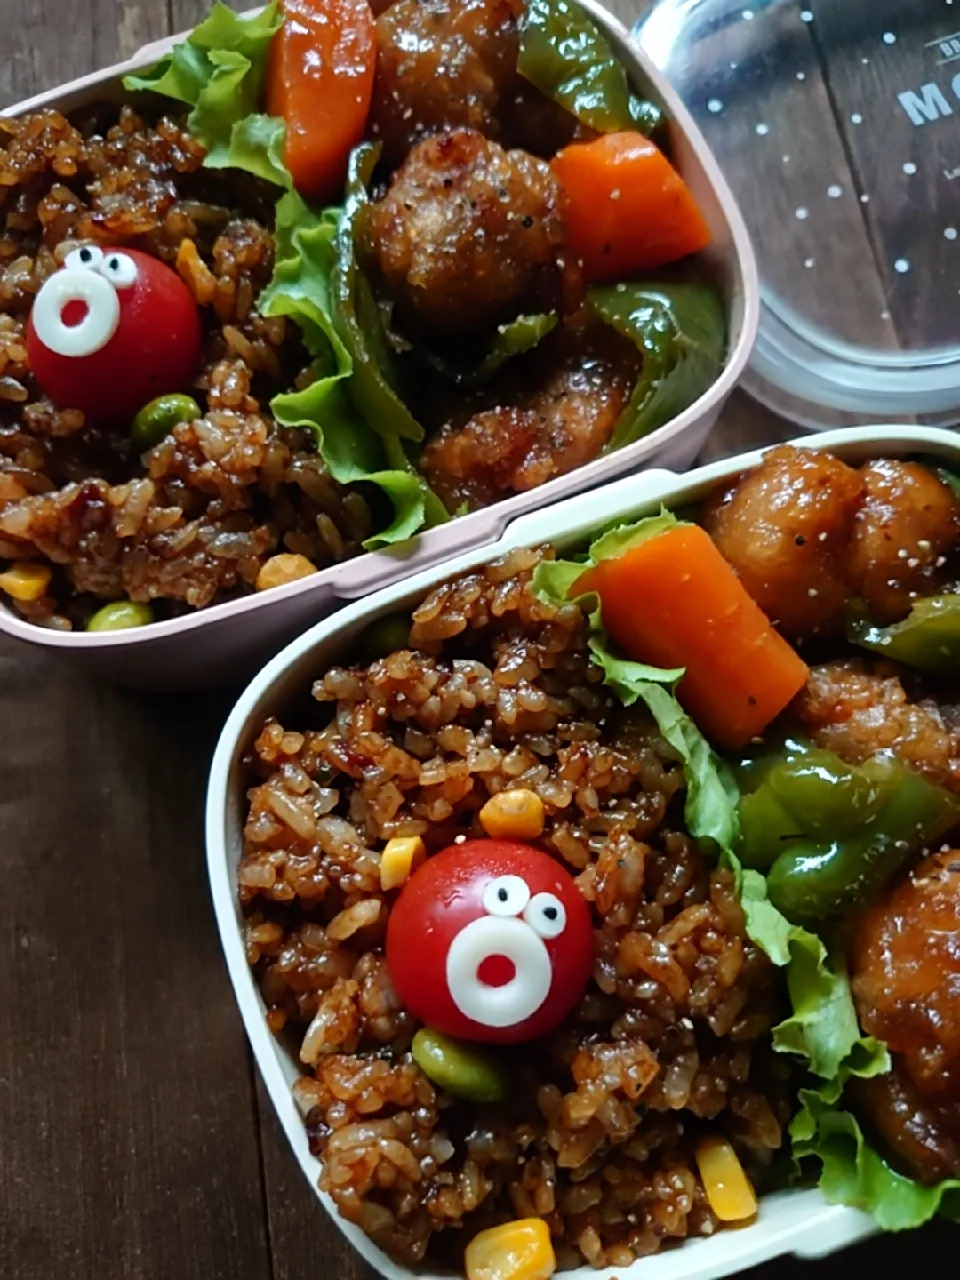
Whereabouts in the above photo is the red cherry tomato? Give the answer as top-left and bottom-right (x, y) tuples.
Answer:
(27, 246), (202, 425)
(386, 840), (595, 1046)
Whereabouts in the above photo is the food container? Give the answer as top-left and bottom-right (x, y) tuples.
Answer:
(0, 0), (758, 692)
(206, 422), (960, 1280)
(635, 0), (960, 431)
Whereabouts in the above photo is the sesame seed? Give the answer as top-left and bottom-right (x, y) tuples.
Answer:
(454, 834), (467, 844)
(818, 531), (828, 542)
(917, 539), (932, 552)
(610, 188), (621, 200)
(937, 555), (948, 567)
(807, 588), (818, 597)
(907, 557), (920, 569)
(897, 547), (909, 559)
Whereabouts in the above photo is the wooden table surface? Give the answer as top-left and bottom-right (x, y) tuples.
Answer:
(0, 0), (954, 1276)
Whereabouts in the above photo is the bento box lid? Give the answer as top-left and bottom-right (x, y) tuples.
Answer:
(636, 0), (960, 431)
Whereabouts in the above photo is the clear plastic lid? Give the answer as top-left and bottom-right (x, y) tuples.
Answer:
(635, 0), (960, 429)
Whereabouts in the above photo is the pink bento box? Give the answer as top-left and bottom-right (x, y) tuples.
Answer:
(0, 0), (759, 690)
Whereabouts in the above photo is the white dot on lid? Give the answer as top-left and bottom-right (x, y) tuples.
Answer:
(881, 309), (891, 320)
(756, 122), (769, 135)
(883, 31), (897, 43)
(945, 226), (958, 240)
(903, 162), (917, 174)
(707, 98), (724, 113)
(804, 257), (815, 268)
(796, 206), (809, 220)
(860, 193), (871, 203)
(742, 8), (754, 18)
(800, 9), (813, 20)
(827, 184), (843, 197)
(782, 154), (791, 163)
(852, 113), (863, 124)
(730, 61), (739, 69)
(894, 258), (910, 273)
(862, 56), (870, 64)
(796, 71), (806, 80)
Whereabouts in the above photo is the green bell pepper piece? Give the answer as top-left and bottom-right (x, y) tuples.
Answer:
(733, 735), (960, 920)
(848, 594), (960, 676)
(517, 0), (665, 141)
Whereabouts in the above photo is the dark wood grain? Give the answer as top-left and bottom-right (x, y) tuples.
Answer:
(0, 0), (947, 1277)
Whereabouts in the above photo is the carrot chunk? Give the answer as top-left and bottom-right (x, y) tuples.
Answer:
(266, 0), (377, 202)
(552, 132), (711, 283)
(575, 524), (809, 748)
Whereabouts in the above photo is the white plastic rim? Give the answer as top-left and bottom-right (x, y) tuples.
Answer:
(206, 425), (960, 1280)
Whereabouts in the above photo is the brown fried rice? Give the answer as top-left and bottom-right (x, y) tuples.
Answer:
(238, 548), (790, 1271)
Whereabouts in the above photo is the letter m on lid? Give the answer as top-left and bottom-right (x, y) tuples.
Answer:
(899, 83), (953, 126)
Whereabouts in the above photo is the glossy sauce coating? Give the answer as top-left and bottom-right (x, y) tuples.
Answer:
(703, 448), (960, 639)
(421, 316), (637, 509)
(850, 851), (960, 1181)
(795, 658), (960, 795)
(362, 128), (575, 337)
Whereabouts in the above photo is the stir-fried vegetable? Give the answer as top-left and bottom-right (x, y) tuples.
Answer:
(518, 0), (663, 139)
(570, 515), (809, 749)
(588, 282), (725, 450)
(734, 735), (960, 921)
(265, 0), (377, 201)
(553, 133), (711, 282)
(848, 594), (960, 675)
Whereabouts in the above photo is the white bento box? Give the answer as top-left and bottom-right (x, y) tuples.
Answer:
(0, 0), (758, 691)
(205, 425), (960, 1280)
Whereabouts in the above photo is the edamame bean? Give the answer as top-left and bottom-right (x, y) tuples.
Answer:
(86, 600), (154, 632)
(412, 1029), (508, 1103)
(130, 393), (201, 452)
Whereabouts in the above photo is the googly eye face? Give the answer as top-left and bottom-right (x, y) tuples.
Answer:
(523, 892), (566, 940)
(98, 251), (138, 290)
(64, 245), (104, 272)
(482, 875), (531, 918)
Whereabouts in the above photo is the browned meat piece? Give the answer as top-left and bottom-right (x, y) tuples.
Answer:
(362, 129), (577, 338)
(370, 0), (523, 165)
(701, 445), (865, 640)
(851, 1070), (960, 1186)
(794, 658), (960, 794)
(421, 319), (637, 509)
(849, 851), (960, 1182)
(369, 0), (581, 165)
(847, 459), (960, 624)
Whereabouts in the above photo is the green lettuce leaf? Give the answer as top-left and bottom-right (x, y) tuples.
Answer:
(518, 0), (664, 139)
(123, 2), (286, 184)
(261, 168), (447, 546)
(848, 595), (960, 676)
(590, 283), (726, 451)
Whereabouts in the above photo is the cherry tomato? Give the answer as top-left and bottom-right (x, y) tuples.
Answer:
(27, 245), (203, 426)
(386, 839), (595, 1045)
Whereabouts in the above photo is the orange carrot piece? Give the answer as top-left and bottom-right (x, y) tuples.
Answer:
(266, 0), (377, 202)
(575, 524), (809, 749)
(552, 131), (711, 284)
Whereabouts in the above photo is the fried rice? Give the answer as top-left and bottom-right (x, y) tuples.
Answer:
(0, 105), (374, 630)
(238, 547), (789, 1270)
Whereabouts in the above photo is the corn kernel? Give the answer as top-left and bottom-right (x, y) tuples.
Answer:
(0, 561), (52, 602)
(695, 1136), (757, 1222)
(465, 1219), (556, 1280)
(479, 788), (545, 841)
(255, 553), (317, 592)
(380, 836), (426, 891)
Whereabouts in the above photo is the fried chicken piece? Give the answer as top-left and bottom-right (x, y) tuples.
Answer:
(421, 319), (637, 509)
(362, 129), (577, 338)
(849, 851), (960, 1182)
(847, 460), (960, 625)
(369, 0), (579, 166)
(701, 446), (865, 640)
(794, 658), (960, 794)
